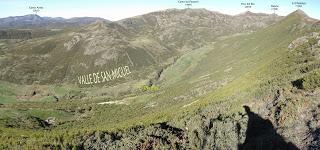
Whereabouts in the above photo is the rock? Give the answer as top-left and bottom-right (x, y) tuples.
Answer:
(53, 95), (59, 102)
(311, 32), (319, 38)
(32, 91), (36, 96)
(64, 34), (82, 51)
(288, 43), (294, 49)
(288, 36), (308, 49)
(45, 117), (55, 125)
(62, 90), (86, 100)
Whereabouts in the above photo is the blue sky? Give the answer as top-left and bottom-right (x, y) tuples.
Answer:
(0, 0), (319, 21)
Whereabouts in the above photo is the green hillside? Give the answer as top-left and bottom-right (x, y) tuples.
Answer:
(0, 9), (320, 149)
(0, 9), (281, 86)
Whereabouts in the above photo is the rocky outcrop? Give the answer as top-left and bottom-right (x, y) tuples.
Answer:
(74, 104), (300, 150)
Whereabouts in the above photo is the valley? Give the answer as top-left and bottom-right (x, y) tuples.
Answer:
(0, 8), (320, 149)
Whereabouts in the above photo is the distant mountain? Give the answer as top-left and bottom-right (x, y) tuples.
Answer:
(0, 9), (286, 85)
(0, 14), (110, 29)
(116, 9), (283, 51)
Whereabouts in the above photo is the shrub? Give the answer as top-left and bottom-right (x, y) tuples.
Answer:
(302, 70), (320, 90)
(141, 85), (159, 92)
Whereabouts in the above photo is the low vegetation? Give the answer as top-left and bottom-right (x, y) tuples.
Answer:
(0, 9), (319, 149)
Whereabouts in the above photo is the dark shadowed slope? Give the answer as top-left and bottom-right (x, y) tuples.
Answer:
(238, 106), (299, 150)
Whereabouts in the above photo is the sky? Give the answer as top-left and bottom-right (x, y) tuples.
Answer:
(0, 0), (319, 21)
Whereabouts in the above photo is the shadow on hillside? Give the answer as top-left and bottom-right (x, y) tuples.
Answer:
(308, 127), (320, 149)
(238, 106), (299, 150)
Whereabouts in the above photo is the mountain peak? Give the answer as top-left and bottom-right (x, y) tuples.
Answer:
(14, 14), (42, 20)
(236, 11), (269, 17)
(25, 14), (41, 17)
(291, 9), (308, 16)
(286, 9), (318, 22)
(288, 9), (310, 19)
(242, 11), (255, 15)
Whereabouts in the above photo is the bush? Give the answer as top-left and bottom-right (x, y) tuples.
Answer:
(302, 70), (320, 90)
(141, 85), (159, 92)
(308, 37), (318, 46)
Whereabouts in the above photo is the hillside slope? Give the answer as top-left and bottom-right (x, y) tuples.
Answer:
(0, 9), (320, 149)
(0, 9), (281, 85)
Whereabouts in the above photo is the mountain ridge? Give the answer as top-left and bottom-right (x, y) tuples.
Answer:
(0, 8), (320, 149)
(0, 14), (109, 29)
(0, 9), (307, 85)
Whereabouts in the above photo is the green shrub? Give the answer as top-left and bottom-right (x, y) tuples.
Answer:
(308, 37), (318, 46)
(302, 70), (320, 90)
(141, 85), (159, 92)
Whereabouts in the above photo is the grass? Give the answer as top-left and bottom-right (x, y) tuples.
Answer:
(301, 70), (320, 90)
(0, 11), (319, 148)
(0, 82), (16, 104)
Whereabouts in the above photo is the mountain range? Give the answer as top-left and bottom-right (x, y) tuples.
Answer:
(0, 14), (108, 29)
(0, 9), (283, 85)
(0, 8), (320, 149)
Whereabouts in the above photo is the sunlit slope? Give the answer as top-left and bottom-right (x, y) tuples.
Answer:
(0, 22), (169, 85)
(0, 9), (280, 85)
(152, 10), (319, 113)
(52, 10), (319, 131)
(161, 10), (315, 86)
(0, 10), (319, 149)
